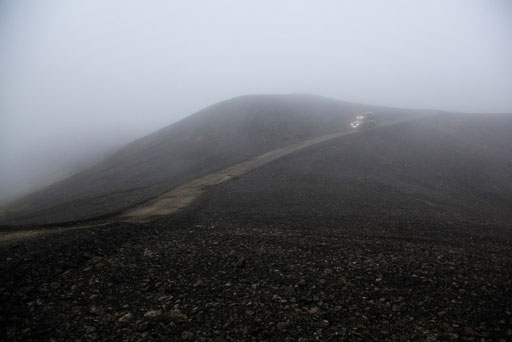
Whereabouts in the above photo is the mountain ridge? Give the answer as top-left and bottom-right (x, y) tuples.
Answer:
(2, 94), (404, 225)
(1, 94), (511, 226)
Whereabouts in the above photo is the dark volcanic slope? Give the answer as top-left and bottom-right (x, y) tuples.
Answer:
(193, 113), (512, 224)
(1, 110), (511, 341)
(1, 204), (511, 341)
(2, 94), (412, 225)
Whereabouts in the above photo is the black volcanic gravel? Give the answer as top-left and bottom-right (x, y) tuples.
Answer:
(3, 95), (405, 226)
(1, 112), (511, 341)
(1, 214), (511, 341)
(192, 114), (512, 226)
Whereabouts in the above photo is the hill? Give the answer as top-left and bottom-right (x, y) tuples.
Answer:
(1, 96), (511, 341)
(193, 113), (512, 225)
(0, 94), (417, 225)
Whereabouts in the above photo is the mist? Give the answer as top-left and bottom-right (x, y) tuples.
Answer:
(1, 0), (511, 203)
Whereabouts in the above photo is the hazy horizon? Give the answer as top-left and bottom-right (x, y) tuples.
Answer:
(1, 0), (511, 203)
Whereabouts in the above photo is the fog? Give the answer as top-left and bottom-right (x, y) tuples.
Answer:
(1, 0), (511, 203)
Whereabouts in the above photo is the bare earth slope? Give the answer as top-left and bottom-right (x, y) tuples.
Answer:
(193, 113), (512, 225)
(0, 100), (511, 341)
(2, 94), (414, 225)
(121, 112), (431, 221)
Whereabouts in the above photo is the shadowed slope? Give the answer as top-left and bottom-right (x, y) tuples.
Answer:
(2, 94), (413, 225)
(121, 112), (434, 221)
(192, 113), (512, 224)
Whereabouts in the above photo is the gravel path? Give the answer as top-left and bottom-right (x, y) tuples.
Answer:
(122, 113), (434, 222)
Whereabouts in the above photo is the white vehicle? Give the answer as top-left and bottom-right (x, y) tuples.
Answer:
(350, 112), (376, 129)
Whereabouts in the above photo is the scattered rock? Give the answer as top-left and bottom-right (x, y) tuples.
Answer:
(118, 313), (133, 323)
(71, 306), (82, 313)
(236, 256), (246, 268)
(84, 325), (96, 333)
(276, 321), (289, 330)
(1, 213), (510, 341)
(170, 309), (188, 322)
(463, 326), (477, 336)
(90, 305), (104, 316)
(144, 309), (162, 318)
(309, 307), (319, 314)
(181, 330), (194, 340)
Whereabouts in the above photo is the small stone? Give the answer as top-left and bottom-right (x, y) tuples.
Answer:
(84, 325), (96, 333)
(118, 313), (133, 323)
(170, 309), (187, 321)
(71, 306), (82, 313)
(309, 307), (319, 314)
(236, 256), (246, 268)
(277, 322), (289, 330)
(90, 305), (104, 316)
(440, 333), (459, 341)
(181, 330), (194, 340)
(463, 326), (477, 336)
(144, 309), (162, 318)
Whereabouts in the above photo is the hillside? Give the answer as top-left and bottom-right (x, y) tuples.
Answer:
(1, 94), (417, 225)
(1, 96), (511, 341)
(193, 113), (512, 225)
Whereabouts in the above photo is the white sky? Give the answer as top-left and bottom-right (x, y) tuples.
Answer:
(1, 0), (511, 201)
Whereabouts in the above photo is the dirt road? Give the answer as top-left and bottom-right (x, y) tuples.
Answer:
(121, 112), (435, 221)
(0, 112), (435, 243)
(0, 222), (112, 246)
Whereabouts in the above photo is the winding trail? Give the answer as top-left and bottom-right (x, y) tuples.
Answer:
(0, 222), (112, 246)
(121, 112), (435, 222)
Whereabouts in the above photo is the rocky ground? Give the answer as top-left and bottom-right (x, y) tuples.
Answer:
(2, 97), (511, 341)
(2, 94), (392, 226)
(1, 213), (511, 341)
